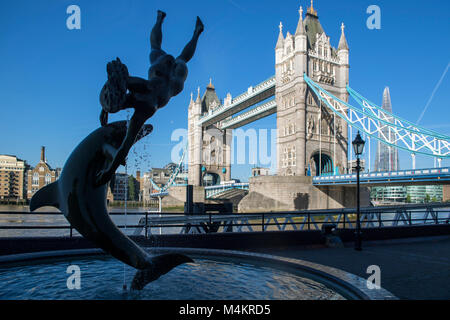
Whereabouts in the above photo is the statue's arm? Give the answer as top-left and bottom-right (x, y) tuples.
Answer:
(95, 111), (148, 186)
(128, 76), (149, 93)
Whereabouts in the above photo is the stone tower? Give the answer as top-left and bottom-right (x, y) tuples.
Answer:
(275, 3), (349, 177)
(188, 81), (232, 186)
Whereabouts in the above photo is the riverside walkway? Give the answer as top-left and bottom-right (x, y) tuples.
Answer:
(252, 235), (450, 300)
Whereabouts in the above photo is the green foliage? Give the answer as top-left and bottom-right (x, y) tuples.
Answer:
(406, 194), (411, 203)
(128, 175), (137, 201)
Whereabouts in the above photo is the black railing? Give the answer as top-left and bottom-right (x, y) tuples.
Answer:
(0, 204), (449, 238)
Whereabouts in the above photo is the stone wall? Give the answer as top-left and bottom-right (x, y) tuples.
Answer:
(238, 175), (370, 212)
(163, 186), (205, 207)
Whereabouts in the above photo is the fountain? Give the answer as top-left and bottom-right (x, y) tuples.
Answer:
(0, 10), (396, 300)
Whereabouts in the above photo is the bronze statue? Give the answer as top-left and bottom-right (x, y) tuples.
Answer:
(96, 10), (204, 186)
(30, 10), (204, 290)
(30, 121), (193, 290)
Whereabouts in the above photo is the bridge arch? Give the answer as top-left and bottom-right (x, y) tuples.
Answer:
(309, 151), (334, 176)
(202, 171), (221, 186)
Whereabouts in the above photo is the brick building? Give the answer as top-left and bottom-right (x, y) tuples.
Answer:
(27, 146), (60, 200)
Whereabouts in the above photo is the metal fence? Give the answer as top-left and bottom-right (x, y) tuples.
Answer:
(1, 204), (449, 238)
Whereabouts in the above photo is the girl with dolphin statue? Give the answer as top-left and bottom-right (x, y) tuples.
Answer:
(30, 10), (204, 291)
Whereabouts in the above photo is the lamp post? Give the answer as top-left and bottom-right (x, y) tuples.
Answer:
(352, 131), (365, 251)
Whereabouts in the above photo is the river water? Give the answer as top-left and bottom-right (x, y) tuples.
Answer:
(0, 205), (151, 238)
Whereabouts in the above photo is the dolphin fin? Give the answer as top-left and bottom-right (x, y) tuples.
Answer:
(130, 253), (194, 290)
(30, 181), (60, 211)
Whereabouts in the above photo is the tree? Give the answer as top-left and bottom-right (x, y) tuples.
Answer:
(406, 194), (411, 203)
(424, 194), (431, 203)
(128, 175), (137, 201)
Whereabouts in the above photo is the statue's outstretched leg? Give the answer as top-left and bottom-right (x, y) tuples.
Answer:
(177, 17), (204, 63)
(150, 10), (167, 63)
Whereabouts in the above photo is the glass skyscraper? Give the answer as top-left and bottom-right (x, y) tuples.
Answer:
(371, 87), (407, 204)
(370, 87), (443, 205)
(374, 87), (400, 172)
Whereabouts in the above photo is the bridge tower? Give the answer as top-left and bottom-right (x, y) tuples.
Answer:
(275, 3), (349, 177)
(188, 81), (232, 186)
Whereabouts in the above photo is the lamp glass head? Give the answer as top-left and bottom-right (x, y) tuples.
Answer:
(352, 132), (365, 156)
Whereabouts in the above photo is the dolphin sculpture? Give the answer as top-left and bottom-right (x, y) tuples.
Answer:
(30, 121), (193, 290)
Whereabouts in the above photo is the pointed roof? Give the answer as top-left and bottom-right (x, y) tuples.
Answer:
(189, 92), (194, 108)
(304, 7), (325, 49)
(338, 23), (349, 50)
(207, 78), (215, 90)
(201, 81), (221, 113)
(276, 21), (284, 49)
(195, 87), (201, 103)
(295, 6), (306, 35)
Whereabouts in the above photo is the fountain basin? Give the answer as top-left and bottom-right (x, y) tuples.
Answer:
(0, 247), (396, 300)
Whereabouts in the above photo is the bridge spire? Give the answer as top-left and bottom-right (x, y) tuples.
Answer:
(276, 21), (284, 49)
(307, 0), (318, 16)
(207, 77), (215, 90)
(196, 86), (201, 103)
(338, 22), (349, 50)
(275, 21), (284, 49)
(295, 6), (306, 35)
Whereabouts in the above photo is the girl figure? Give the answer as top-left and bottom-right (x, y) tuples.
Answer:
(96, 10), (203, 186)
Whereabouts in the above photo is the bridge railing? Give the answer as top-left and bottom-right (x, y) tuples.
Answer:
(313, 167), (450, 185)
(1, 204), (449, 238)
(205, 183), (249, 199)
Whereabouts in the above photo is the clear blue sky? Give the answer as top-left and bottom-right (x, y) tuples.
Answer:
(1, 0), (449, 181)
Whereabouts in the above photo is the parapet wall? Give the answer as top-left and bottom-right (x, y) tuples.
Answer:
(238, 175), (370, 212)
(162, 186), (205, 207)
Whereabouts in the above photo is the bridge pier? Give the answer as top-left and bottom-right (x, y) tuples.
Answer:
(238, 176), (370, 212)
(157, 186), (205, 208)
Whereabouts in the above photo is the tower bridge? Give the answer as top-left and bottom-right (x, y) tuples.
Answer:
(158, 2), (450, 211)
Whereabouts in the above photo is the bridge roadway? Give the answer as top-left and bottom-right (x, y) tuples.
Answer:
(313, 167), (450, 187)
(199, 76), (275, 127)
(220, 98), (277, 130)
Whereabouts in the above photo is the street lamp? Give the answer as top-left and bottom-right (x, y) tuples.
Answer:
(352, 131), (365, 251)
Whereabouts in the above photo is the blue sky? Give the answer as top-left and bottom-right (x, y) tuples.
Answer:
(0, 0), (449, 181)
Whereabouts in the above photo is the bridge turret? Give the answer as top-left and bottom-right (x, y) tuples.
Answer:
(294, 6), (307, 54)
(336, 22), (349, 88)
(274, 2), (349, 177)
(188, 86), (204, 186)
(275, 22), (284, 64)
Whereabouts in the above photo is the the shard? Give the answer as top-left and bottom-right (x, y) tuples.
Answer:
(374, 87), (400, 172)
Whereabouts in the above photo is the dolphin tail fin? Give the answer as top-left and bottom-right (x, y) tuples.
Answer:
(30, 181), (60, 211)
(131, 253), (194, 290)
